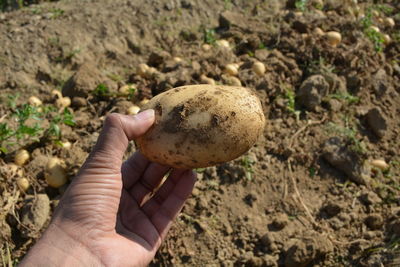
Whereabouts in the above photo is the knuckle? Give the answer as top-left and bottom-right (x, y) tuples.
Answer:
(104, 113), (122, 127)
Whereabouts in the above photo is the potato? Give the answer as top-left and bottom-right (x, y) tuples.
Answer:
(14, 149), (30, 166)
(325, 31), (342, 47)
(45, 157), (68, 188)
(136, 85), (265, 168)
(17, 177), (30, 192)
(127, 105), (141, 115)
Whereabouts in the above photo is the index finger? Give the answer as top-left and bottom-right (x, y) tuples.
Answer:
(121, 151), (151, 189)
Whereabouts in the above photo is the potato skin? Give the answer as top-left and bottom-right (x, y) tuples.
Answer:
(136, 85), (265, 168)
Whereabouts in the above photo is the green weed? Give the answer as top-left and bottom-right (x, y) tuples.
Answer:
(223, 0), (232, 10)
(283, 86), (301, 119)
(49, 8), (64, 19)
(374, 4), (394, 16)
(241, 156), (255, 181)
(126, 86), (136, 101)
(46, 108), (75, 140)
(5, 93), (19, 109)
(48, 36), (60, 46)
(93, 83), (110, 98)
(204, 28), (216, 45)
(295, 0), (308, 12)
(328, 92), (360, 105)
(0, 104), (42, 153)
(306, 57), (336, 76)
(54, 48), (81, 63)
(107, 73), (123, 83)
(309, 167), (316, 178)
(0, 103), (76, 153)
(365, 28), (385, 53)
(325, 122), (366, 155)
(360, 7), (386, 52)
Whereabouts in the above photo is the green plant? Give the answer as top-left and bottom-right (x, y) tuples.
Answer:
(295, 0), (308, 12)
(0, 0), (7, 11)
(283, 86), (301, 120)
(241, 156), (255, 181)
(309, 167), (316, 178)
(325, 122), (366, 155)
(48, 36), (60, 46)
(223, 0), (232, 10)
(360, 7), (385, 52)
(328, 91), (360, 105)
(365, 28), (385, 53)
(54, 48), (81, 63)
(107, 73), (124, 83)
(374, 4), (394, 16)
(204, 28), (216, 45)
(258, 43), (266, 49)
(3, 93), (20, 109)
(93, 83), (110, 98)
(0, 103), (76, 153)
(306, 57), (336, 76)
(46, 108), (75, 141)
(126, 86), (136, 101)
(49, 8), (64, 19)
(30, 6), (42, 14)
(0, 104), (43, 153)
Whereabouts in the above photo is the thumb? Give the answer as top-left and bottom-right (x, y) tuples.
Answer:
(84, 110), (155, 172)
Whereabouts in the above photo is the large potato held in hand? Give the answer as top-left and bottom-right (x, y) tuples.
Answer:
(136, 85), (265, 168)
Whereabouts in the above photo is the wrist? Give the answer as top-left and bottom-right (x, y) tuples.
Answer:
(20, 222), (103, 267)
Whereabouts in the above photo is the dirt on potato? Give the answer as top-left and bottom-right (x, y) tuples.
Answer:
(1, 0), (400, 266)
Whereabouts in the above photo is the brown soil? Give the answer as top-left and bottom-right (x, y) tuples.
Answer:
(1, 0), (400, 266)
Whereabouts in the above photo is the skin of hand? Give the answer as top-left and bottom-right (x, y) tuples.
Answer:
(20, 110), (197, 267)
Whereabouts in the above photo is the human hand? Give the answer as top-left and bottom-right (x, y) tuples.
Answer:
(20, 110), (197, 267)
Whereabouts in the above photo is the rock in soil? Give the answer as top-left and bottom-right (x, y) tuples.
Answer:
(320, 200), (342, 218)
(219, 11), (249, 30)
(71, 96), (87, 108)
(322, 137), (370, 185)
(372, 69), (393, 97)
(297, 75), (330, 111)
(62, 62), (116, 97)
(20, 194), (50, 237)
(388, 219), (400, 237)
(366, 108), (388, 139)
(284, 233), (333, 267)
(271, 213), (289, 230)
(359, 191), (382, 206)
(364, 214), (384, 230)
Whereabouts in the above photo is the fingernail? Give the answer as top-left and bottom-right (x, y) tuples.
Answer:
(135, 109), (155, 121)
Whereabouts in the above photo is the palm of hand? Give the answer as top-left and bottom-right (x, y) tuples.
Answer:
(51, 113), (196, 267)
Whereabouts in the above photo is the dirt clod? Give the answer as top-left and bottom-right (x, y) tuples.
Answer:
(62, 62), (115, 98)
(320, 201), (342, 218)
(271, 213), (289, 230)
(284, 233), (333, 267)
(359, 191), (382, 206)
(20, 194), (50, 237)
(366, 108), (388, 139)
(372, 69), (392, 97)
(365, 214), (384, 230)
(71, 97), (87, 108)
(297, 75), (330, 111)
(322, 137), (370, 185)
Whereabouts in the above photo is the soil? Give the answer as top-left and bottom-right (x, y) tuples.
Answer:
(1, 0), (400, 266)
